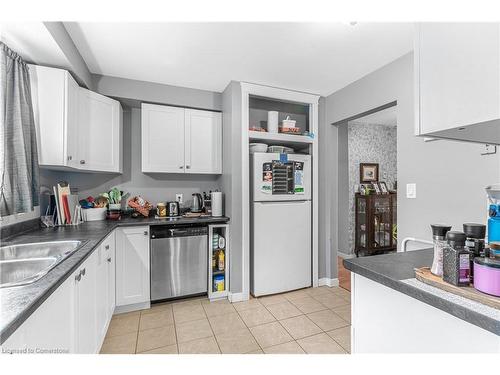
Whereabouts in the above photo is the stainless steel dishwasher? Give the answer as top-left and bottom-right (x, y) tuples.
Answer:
(150, 225), (208, 301)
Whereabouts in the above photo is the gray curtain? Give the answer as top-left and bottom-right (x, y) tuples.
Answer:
(0, 42), (39, 216)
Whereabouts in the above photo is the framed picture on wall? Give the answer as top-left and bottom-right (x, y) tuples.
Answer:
(360, 163), (379, 183)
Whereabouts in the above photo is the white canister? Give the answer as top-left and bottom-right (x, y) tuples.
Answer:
(211, 191), (223, 217)
(267, 111), (279, 133)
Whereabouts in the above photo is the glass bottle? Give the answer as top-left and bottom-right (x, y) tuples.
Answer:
(430, 224), (452, 276)
(443, 231), (470, 286)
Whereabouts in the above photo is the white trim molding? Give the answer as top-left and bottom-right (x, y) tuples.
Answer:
(318, 278), (340, 287)
(228, 292), (246, 303)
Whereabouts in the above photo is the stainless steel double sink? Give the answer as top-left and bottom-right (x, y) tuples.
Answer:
(0, 241), (82, 288)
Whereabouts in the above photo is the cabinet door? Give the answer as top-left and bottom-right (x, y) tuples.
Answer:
(78, 88), (122, 172)
(95, 244), (108, 347)
(29, 65), (79, 168)
(115, 226), (150, 306)
(75, 251), (98, 354)
(184, 109), (222, 174)
(416, 23), (500, 135)
(1, 273), (76, 353)
(65, 73), (80, 168)
(141, 103), (185, 173)
(104, 232), (116, 319)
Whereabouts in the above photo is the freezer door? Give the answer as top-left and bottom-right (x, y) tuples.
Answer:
(251, 200), (311, 296)
(251, 152), (311, 201)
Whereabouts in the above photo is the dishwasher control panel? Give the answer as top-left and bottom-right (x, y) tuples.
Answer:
(150, 225), (208, 239)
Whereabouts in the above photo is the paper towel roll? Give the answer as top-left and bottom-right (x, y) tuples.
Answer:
(211, 191), (223, 217)
(267, 111), (279, 133)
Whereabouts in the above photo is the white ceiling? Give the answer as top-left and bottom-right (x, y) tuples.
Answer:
(0, 23), (70, 69)
(351, 105), (397, 127)
(63, 22), (414, 96)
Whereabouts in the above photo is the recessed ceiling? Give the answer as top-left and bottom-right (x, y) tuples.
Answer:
(350, 105), (397, 127)
(63, 22), (414, 96)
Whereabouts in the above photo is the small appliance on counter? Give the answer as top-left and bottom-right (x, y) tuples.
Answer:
(191, 193), (203, 213)
(166, 201), (180, 217)
(473, 257), (500, 296)
(443, 231), (471, 286)
(430, 224), (452, 276)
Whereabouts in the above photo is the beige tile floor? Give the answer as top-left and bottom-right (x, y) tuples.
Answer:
(100, 285), (351, 355)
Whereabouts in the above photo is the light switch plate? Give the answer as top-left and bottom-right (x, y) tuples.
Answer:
(406, 183), (416, 199)
(175, 194), (183, 204)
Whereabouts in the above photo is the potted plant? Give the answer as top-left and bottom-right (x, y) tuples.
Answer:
(102, 187), (123, 211)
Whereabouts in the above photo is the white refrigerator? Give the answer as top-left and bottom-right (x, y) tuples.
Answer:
(250, 152), (312, 297)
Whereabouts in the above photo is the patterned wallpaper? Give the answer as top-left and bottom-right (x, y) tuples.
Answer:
(347, 122), (397, 254)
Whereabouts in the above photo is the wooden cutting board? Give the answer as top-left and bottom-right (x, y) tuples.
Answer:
(415, 267), (500, 310)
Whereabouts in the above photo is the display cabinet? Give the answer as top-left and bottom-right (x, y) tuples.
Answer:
(208, 224), (230, 300)
(355, 192), (397, 256)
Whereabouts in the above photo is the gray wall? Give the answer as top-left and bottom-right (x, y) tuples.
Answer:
(221, 81), (243, 293)
(318, 96), (337, 279)
(93, 74), (222, 111)
(337, 124), (349, 256)
(327, 52), (500, 252)
(40, 108), (221, 210)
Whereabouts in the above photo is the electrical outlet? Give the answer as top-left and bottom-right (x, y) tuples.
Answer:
(175, 194), (183, 204)
(406, 183), (416, 199)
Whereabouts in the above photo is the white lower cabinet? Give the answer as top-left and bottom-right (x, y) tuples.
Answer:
(95, 232), (116, 350)
(115, 226), (151, 309)
(1, 227), (151, 353)
(74, 251), (97, 354)
(1, 272), (75, 354)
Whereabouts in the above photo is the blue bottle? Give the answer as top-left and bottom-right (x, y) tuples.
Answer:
(488, 204), (500, 242)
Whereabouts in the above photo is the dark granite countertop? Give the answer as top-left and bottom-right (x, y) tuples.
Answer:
(0, 215), (229, 344)
(343, 249), (500, 336)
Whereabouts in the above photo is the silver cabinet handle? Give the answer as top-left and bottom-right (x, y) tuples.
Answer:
(105, 245), (110, 250)
(179, 166), (184, 169)
(81, 268), (86, 277)
(80, 160), (86, 165)
(186, 165), (191, 169)
(107, 257), (112, 263)
(144, 231), (148, 236)
(67, 155), (72, 161)
(75, 273), (82, 282)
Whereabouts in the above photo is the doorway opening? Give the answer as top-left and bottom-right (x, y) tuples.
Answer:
(337, 103), (398, 264)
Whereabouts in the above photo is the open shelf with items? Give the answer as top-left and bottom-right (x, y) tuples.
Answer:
(249, 95), (310, 134)
(208, 224), (230, 300)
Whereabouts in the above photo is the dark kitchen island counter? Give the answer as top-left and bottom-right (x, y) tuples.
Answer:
(343, 249), (499, 336)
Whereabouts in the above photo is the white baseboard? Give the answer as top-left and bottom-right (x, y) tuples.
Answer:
(114, 301), (150, 314)
(318, 278), (340, 287)
(228, 292), (247, 302)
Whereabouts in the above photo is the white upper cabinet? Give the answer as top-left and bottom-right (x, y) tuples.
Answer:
(141, 103), (222, 174)
(415, 23), (500, 143)
(28, 64), (123, 172)
(184, 109), (222, 174)
(77, 88), (123, 173)
(29, 64), (80, 168)
(141, 103), (185, 173)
